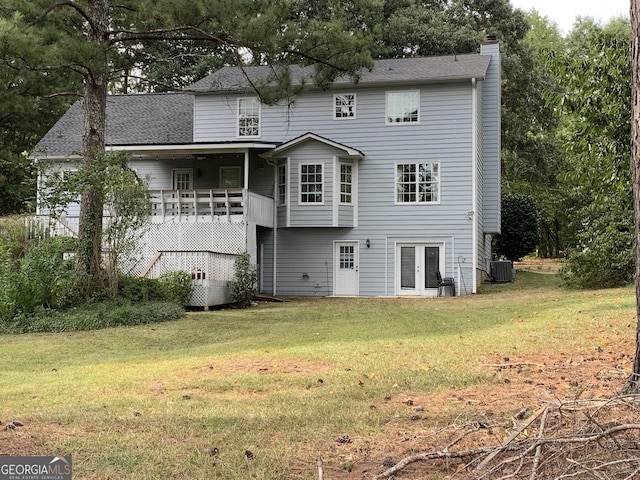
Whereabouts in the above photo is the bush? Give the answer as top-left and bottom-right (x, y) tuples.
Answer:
(495, 194), (541, 262)
(561, 191), (634, 289)
(230, 252), (258, 308)
(0, 215), (37, 260)
(118, 271), (192, 305)
(159, 270), (193, 305)
(118, 275), (165, 302)
(0, 299), (184, 333)
(0, 236), (79, 321)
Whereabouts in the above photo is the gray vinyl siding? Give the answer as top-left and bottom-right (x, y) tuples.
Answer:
(239, 81), (479, 295)
(480, 41), (501, 234)
(285, 142), (338, 227)
(337, 205), (354, 227)
(197, 58), (498, 296)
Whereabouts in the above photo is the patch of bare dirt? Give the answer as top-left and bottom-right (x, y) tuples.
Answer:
(320, 343), (636, 479)
(197, 357), (335, 377)
(0, 423), (56, 456)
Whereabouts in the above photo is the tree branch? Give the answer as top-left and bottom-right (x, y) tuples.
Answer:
(28, 1), (94, 31)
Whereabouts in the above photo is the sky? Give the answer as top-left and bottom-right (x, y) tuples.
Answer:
(509, 0), (629, 34)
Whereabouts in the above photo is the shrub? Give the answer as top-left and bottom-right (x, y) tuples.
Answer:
(495, 194), (541, 262)
(230, 252), (258, 308)
(118, 275), (165, 302)
(561, 191), (634, 289)
(0, 236), (79, 321)
(159, 271), (193, 305)
(0, 216), (34, 260)
(118, 271), (192, 306)
(0, 300), (184, 333)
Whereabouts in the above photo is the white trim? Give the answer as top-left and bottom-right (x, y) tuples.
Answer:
(353, 160), (359, 227)
(333, 156), (339, 226)
(333, 240), (359, 296)
(272, 166), (278, 295)
(333, 93), (356, 120)
(243, 151), (250, 189)
(385, 90), (420, 125)
(394, 242), (445, 297)
(285, 158), (291, 227)
(262, 132), (364, 160)
(393, 162), (441, 205)
(171, 168), (193, 190)
(237, 97), (261, 138)
(102, 142), (277, 156)
(471, 78), (479, 294)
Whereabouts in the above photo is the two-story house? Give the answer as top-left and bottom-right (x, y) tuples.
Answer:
(34, 38), (500, 305)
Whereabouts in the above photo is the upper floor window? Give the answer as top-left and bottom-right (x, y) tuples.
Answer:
(277, 163), (286, 206)
(339, 163), (352, 204)
(300, 163), (323, 204)
(238, 97), (260, 137)
(396, 163), (439, 203)
(334, 94), (355, 119)
(386, 91), (419, 124)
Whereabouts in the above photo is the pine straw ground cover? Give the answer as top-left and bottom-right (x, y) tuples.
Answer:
(1, 271), (639, 479)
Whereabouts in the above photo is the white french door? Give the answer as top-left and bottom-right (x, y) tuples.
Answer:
(334, 241), (359, 296)
(396, 243), (443, 296)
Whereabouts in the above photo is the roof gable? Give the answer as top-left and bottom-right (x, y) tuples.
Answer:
(262, 132), (364, 160)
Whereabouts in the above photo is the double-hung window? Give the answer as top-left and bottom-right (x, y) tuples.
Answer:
(386, 90), (419, 124)
(277, 164), (286, 206)
(396, 163), (439, 203)
(300, 163), (323, 204)
(334, 94), (355, 119)
(238, 97), (260, 137)
(339, 163), (353, 204)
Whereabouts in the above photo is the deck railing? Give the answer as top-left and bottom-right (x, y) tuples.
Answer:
(148, 188), (273, 226)
(28, 189), (274, 237)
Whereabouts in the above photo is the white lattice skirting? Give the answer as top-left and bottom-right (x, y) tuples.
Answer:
(143, 250), (237, 307)
(132, 221), (248, 307)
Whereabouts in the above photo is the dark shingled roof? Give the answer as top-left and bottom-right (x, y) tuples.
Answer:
(188, 54), (491, 93)
(35, 93), (193, 158)
(36, 54), (491, 158)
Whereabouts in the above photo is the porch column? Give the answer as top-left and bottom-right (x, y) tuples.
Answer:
(244, 150), (249, 189)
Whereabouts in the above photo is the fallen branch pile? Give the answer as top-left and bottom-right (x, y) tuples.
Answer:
(371, 395), (640, 479)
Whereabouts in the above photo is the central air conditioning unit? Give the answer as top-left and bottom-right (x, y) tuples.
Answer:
(491, 260), (513, 283)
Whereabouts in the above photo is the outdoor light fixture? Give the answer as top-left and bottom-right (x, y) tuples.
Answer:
(366, 239), (371, 248)
(302, 273), (310, 280)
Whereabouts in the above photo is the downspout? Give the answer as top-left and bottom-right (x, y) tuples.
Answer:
(471, 78), (479, 293)
(272, 164), (278, 296)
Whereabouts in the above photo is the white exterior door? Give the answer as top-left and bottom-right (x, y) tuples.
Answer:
(172, 168), (194, 215)
(396, 243), (443, 296)
(334, 241), (359, 296)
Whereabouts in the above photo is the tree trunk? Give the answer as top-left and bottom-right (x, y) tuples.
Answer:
(76, 0), (110, 295)
(624, 0), (640, 393)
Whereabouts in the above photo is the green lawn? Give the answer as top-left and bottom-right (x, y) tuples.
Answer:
(0, 272), (636, 479)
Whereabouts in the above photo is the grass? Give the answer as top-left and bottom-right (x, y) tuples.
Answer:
(0, 272), (636, 479)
